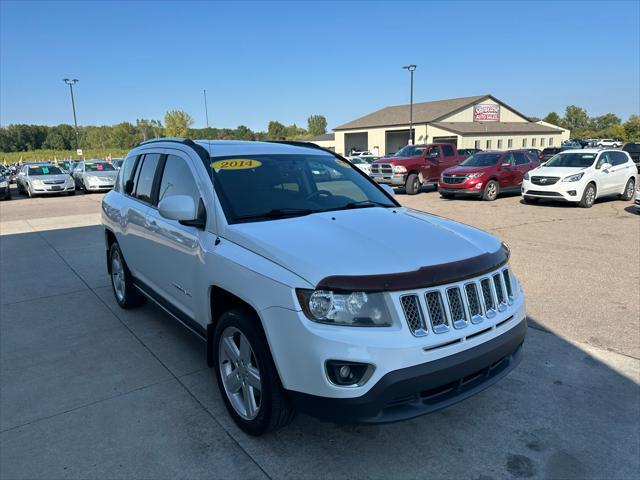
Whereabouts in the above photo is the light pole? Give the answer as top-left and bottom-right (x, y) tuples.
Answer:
(402, 64), (416, 145)
(63, 78), (80, 151)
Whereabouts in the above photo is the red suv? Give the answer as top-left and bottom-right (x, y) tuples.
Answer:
(438, 150), (539, 201)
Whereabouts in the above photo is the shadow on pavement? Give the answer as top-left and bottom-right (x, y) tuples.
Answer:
(1, 225), (638, 479)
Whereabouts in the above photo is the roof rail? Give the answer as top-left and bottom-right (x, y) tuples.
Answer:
(138, 137), (198, 147)
(268, 140), (327, 151)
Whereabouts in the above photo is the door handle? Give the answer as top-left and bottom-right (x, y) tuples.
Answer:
(147, 220), (159, 232)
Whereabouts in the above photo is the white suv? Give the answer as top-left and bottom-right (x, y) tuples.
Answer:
(596, 139), (621, 148)
(102, 138), (527, 435)
(522, 149), (637, 207)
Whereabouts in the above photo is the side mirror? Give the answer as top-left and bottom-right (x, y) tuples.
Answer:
(501, 162), (511, 168)
(380, 184), (395, 197)
(158, 195), (197, 222)
(601, 162), (612, 171)
(427, 152), (439, 159)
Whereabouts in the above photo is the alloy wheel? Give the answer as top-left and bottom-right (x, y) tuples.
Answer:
(625, 180), (635, 199)
(487, 182), (497, 200)
(586, 186), (595, 206)
(111, 249), (126, 302)
(218, 326), (262, 420)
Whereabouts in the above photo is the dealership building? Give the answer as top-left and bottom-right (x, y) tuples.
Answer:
(331, 94), (569, 156)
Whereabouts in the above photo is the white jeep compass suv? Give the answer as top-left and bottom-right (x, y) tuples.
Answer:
(102, 138), (527, 435)
(522, 149), (637, 207)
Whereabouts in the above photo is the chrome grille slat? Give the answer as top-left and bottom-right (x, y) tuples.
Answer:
(400, 295), (427, 337)
(493, 274), (507, 311)
(531, 176), (560, 186)
(480, 278), (496, 317)
(442, 175), (467, 185)
(446, 287), (468, 329)
(502, 269), (513, 302)
(425, 291), (449, 334)
(464, 282), (484, 324)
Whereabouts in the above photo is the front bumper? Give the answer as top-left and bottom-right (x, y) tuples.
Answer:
(32, 184), (75, 194)
(522, 179), (583, 202)
(85, 183), (114, 191)
(438, 186), (483, 197)
(289, 317), (526, 424)
(370, 173), (406, 186)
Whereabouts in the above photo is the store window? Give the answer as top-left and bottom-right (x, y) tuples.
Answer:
(532, 138), (537, 147)
(474, 140), (480, 149)
(549, 137), (554, 146)
(522, 138), (528, 147)
(541, 138), (545, 147)
(486, 139), (492, 149)
(508, 139), (513, 148)
(497, 139), (503, 149)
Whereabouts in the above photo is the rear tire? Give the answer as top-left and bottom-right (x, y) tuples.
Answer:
(482, 180), (499, 201)
(214, 308), (295, 436)
(578, 183), (596, 208)
(621, 178), (635, 201)
(109, 242), (144, 309)
(405, 173), (421, 195)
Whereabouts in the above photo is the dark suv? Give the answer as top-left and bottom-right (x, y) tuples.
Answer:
(621, 142), (640, 172)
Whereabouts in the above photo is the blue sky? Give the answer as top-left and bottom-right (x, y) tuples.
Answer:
(1, 0), (639, 130)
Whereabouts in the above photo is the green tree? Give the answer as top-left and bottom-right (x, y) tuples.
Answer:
(623, 115), (640, 141)
(111, 122), (139, 149)
(164, 110), (194, 137)
(235, 125), (255, 141)
(307, 115), (327, 136)
(563, 106), (590, 131)
(42, 131), (67, 150)
(267, 121), (286, 140)
(591, 113), (621, 131)
(543, 112), (563, 127)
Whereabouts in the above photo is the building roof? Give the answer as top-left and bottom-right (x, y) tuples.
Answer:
(334, 94), (490, 131)
(431, 122), (563, 135)
(306, 133), (335, 142)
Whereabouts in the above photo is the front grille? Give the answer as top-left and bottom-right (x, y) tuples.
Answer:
(425, 291), (449, 333)
(446, 287), (468, 329)
(525, 190), (562, 197)
(480, 278), (495, 314)
(44, 180), (65, 185)
(400, 295), (427, 336)
(442, 175), (467, 185)
(370, 163), (393, 175)
(464, 283), (483, 322)
(400, 267), (515, 336)
(531, 176), (559, 186)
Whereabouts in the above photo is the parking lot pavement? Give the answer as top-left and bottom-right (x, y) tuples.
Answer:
(1, 189), (639, 479)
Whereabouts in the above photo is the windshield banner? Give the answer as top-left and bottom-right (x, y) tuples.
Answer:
(473, 104), (500, 122)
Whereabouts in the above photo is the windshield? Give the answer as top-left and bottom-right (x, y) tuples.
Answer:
(28, 165), (64, 175)
(394, 145), (426, 157)
(85, 162), (115, 172)
(460, 153), (501, 167)
(210, 154), (396, 223)
(544, 152), (596, 168)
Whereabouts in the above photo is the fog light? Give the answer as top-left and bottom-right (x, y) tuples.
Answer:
(326, 360), (374, 386)
(568, 190), (577, 196)
(475, 183), (483, 189)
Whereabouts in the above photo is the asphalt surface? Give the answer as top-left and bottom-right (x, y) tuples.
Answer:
(1, 185), (639, 479)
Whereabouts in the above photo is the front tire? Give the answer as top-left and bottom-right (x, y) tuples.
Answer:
(482, 180), (499, 201)
(621, 178), (635, 201)
(109, 242), (144, 309)
(578, 183), (596, 208)
(405, 173), (421, 195)
(214, 308), (295, 436)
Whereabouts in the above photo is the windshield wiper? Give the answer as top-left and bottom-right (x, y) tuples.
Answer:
(234, 208), (318, 221)
(325, 200), (394, 212)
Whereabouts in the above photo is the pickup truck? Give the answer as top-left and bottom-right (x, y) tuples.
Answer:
(370, 143), (465, 194)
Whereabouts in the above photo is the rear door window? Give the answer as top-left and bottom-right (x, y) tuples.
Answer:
(514, 153), (530, 165)
(611, 151), (628, 166)
(133, 153), (162, 204)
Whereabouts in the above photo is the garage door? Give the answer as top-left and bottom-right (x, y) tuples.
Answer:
(433, 136), (458, 147)
(344, 132), (368, 155)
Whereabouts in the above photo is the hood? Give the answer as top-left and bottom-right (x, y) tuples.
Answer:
(444, 164), (496, 175)
(374, 156), (419, 164)
(83, 170), (117, 178)
(529, 165), (587, 177)
(224, 207), (502, 287)
(33, 174), (70, 182)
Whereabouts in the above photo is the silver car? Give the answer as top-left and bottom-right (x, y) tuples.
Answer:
(72, 160), (118, 192)
(16, 164), (76, 197)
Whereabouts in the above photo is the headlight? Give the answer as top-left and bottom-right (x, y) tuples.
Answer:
(66, 177), (74, 185)
(296, 289), (393, 326)
(31, 179), (43, 186)
(467, 173), (483, 179)
(392, 165), (407, 174)
(562, 172), (584, 182)
(524, 172), (530, 181)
